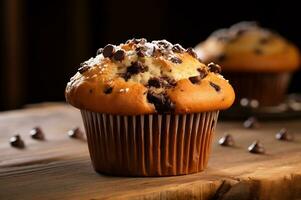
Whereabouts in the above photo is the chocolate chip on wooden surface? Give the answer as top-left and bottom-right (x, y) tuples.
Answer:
(218, 134), (235, 147)
(10, 135), (25, 148)
(172, 44), (185, 53)
(275, 128), (294, 141)
(169, 56), (182, 64)
(243, 117), (258, 129)
(30, 127), (45, 140)
(68, 127), (84, 139)
(189, 76), (202, 84)
(147, 91), (174, 113)
(103, 44), (115, 58)
(161, 76), (177, 88)
(209, 82), (221, 92)
(96, 48), (103, 55)
(248, 140), (265, 154)
(208, 62), (222, 73)
(113, 50), (125, 61)
(186, 47), (197, 58)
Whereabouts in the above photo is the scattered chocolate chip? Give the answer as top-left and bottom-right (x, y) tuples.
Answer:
(189, 76), (202, 84)
(96, 48), (103, 55)
(157, 40), (171, 49)
(254, 48), (263, 55)
(218, 134), (234, 147)
(243, 117), (258, 129)
(136, 46), (146, 57)
(152, 46), (162, 57)
(103, 44), (115, 58)
(113, 50), (125, 61)
(104, 86), (113, 94)
(275, 128), (294, 141)
(148, 77), (162, 88)
(169, 56), (182, 64)
(186, 47), (197, 58)
(161, 76), (177, 88)
(208, 62), (222, 73)
(209, 82), (221, 92)
(197, 68), (208, 79)
(147, 91), (174, 113)
(30, 127), (45, 140)
(172, 44), (185, 53)
(78, 65), (90, 74)
(127, 61), (148, 74)
(10, 135), (25, 148)
(217, 54), (226, 62)
(68, 127), (84, 139)
(248, 140), (265, 154)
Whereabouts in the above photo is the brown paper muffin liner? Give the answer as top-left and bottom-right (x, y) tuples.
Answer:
(81, 110), (219, 176)
(224, 72), (291, 106)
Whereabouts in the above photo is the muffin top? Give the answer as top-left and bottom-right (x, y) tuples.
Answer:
(65, 39), (235, 115)
(195, 22), (300, 72)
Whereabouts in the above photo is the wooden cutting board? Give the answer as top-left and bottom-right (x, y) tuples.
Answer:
(0, 103), (300, 200)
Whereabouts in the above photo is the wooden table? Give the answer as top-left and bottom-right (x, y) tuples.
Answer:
(0, 103), (300, 200)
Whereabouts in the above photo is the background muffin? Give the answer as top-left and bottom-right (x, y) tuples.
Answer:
(66, 38), (235, 176)
(195, 22), (300, 106)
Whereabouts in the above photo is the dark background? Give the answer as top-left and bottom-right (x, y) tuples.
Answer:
(1, 0), (300, 110)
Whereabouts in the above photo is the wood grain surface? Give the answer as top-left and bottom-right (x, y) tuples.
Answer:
(0, 103), (301, 200)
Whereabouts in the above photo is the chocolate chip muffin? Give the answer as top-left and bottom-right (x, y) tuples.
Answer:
(195, 22), (300, 106)
(66, 38), (235, 176)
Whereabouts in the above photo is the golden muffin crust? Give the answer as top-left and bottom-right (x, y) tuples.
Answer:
(66, 39), (235, 115)
(195, 22), (300, 72)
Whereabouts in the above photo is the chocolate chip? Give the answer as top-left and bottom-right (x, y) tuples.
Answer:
(186, 47), (197, 58)
(127, 61), (148, 74)
(217, 54), (226, 62)
(161, 76), (177, 88)
(113, 50), (125, 61)
(148, 78), (162, 88)
(208, 62), (222, 73)
(10, 135), (25, 148)
(236, 29), (246, 36)
(218, 134), (234, 147)
(243, 117), (258, 129)
(103, 44), (115, 58)
(197, 68), (208, 79)
(147, 91), (174, 113)
(189, 76), (202, 84)
(172, 44), (185, 53)
(104, 86), (113, 94)
(78, 65), (90, 74)
(248, 140), (265, 154)
(152, 46), (162, 57)
(209, 82), (221, 92)
(275, 128), (294, 141)
(169, 56), (182, 64)
(254, 48), (263, 55)
(68, 127), (84, 139)
(96, 48), (103, 55)
(157, 40), (171, 49)
(136, 46), (146, 57)
(30, 127), (45, 140)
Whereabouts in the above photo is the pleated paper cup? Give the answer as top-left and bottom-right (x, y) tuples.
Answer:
(224, 72), (291, 106)
(81, 110), (219, 176)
